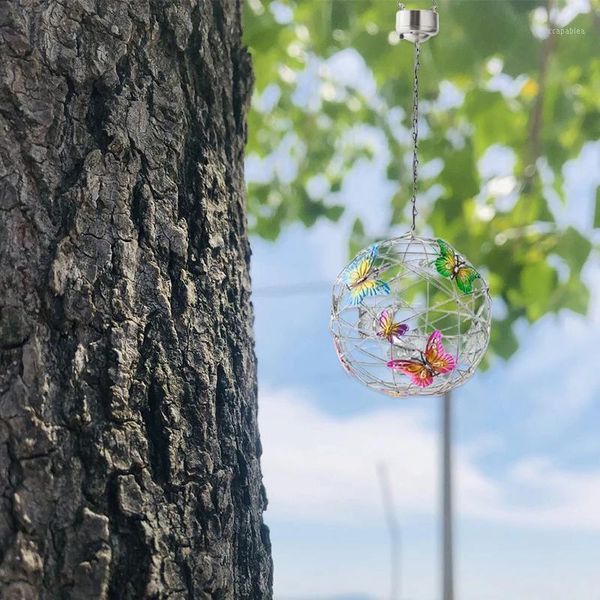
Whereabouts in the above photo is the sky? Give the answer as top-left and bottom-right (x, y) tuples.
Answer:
(247, 8), (600, 600)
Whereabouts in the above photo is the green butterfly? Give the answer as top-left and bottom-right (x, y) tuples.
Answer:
(434, 239), (480, 294)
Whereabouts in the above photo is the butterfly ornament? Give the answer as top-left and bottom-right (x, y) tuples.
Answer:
(329, 6), (491, 398)
(342, 245), (390, 305)
(377, 309), (409, 343)
(388, 330), (455, 388)
(331, 236), (490, 397)
(434, 239), (480, 295)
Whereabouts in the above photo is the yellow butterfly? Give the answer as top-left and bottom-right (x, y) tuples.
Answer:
(342, 245), (390, 305)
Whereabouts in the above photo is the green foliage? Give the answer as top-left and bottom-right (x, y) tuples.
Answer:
(244, 0), (600, 361)
(594, 187), (600, 228)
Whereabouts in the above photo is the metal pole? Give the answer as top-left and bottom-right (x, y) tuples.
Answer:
(377, 463), (400, 600)
(442, 390), (454, 600)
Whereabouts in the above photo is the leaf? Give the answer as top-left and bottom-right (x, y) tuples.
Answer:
(253, 216), (281, 241)
(349, 217), (367, 258)
(552, 277), (590, 316)
(491, 320), (519, 360)
(464, 90), (526, 158)
(594, 187), (600, 228)
(554, 226), (592, 275)
(243, 5), (281, 53)
(520, 262), (556, 322)
(438, 141), (479, 200)
(324, 204), (344, 222)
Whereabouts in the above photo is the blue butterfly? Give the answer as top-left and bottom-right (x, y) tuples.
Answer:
(342, 245), (390, 305)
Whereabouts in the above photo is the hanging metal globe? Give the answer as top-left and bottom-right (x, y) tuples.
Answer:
(330, 7), (492, 396)
(329, 12), (491, 600)
(330, 233), (492, 397)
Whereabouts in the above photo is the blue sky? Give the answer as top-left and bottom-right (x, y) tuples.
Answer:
(247, 6), (600, 598)
(250, 141), (600, 599)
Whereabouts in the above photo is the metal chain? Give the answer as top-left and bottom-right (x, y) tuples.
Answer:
(410, 41), (420, 236)
(397, 1), (437, 234)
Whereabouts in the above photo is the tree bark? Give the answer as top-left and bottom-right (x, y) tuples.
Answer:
(0, 1), (272, 598)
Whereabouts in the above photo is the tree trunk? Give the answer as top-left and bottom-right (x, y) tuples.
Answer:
(0, 1), (272, 598)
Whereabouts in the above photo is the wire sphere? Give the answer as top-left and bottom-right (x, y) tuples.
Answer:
(330, 233), (492, 397)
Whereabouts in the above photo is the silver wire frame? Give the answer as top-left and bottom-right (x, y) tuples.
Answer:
(330, 233), (492, 397)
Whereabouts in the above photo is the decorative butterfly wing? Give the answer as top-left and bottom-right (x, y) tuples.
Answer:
(434, 239), (456, 278)
(342, 245), (377, 286)
(342, 245), (390, 305)
(377, 309), (393, 335)
(423, 330), (455, 374)
(350, 279), (390, 305)
(387, 359), (433, 388)
(455, 265), (480, 294)
(377, 310), (409, 342)
(435, 239), (480, 295)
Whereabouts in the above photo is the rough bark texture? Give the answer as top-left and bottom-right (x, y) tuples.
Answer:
(0, 1), (272, 598)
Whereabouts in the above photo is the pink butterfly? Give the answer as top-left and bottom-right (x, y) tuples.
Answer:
(387, 330), (455, 388)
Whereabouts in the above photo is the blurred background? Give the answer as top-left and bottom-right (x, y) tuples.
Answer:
(243, 1), (600, 599)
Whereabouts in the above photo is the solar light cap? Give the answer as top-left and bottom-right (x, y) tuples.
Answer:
(396, 9), (439, 43)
